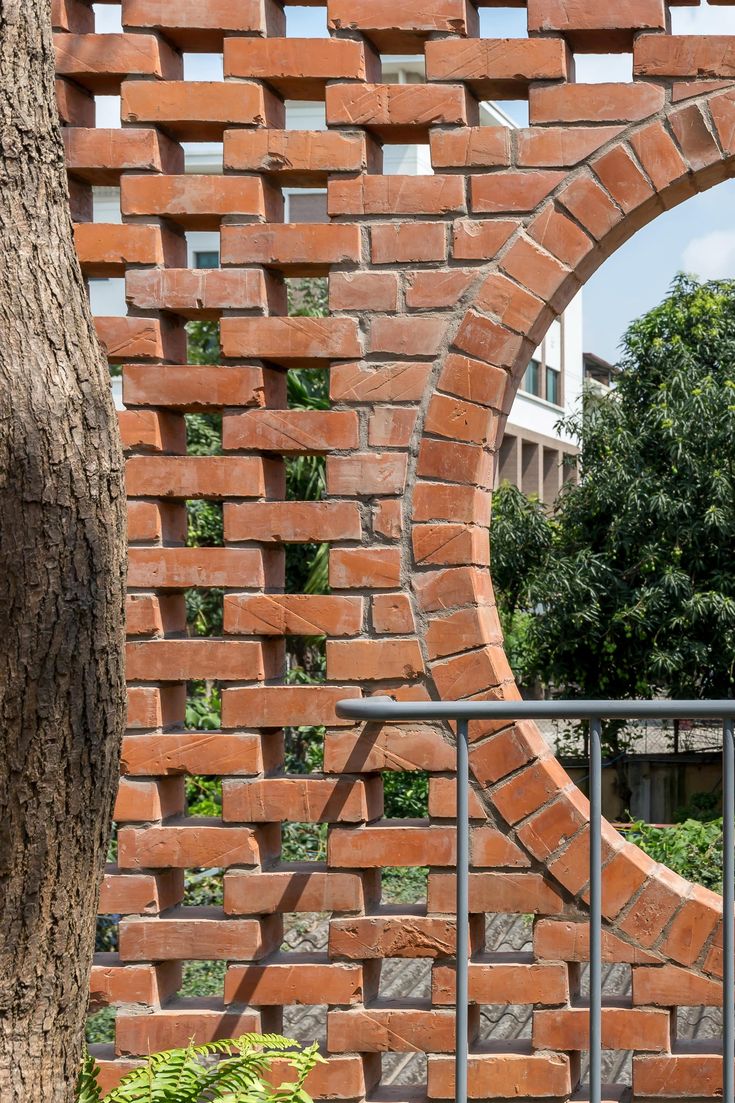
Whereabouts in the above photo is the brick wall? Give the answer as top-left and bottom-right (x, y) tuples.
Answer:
(55, 1), (735, 1096)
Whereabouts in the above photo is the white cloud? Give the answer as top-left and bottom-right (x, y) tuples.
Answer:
(681, 230), (735, 279)
(671, 4), (735, 34)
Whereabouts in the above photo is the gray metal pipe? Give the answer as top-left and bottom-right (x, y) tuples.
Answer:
(589, 717), (603, 1103)
(336, 696), (735, 722)
(724, 717), (734, 1103)
(456, 718), (469, 1103)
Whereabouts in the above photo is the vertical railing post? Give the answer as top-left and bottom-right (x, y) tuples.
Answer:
(589, 716), (603, 1103)
(456, 718), (469, 1103)
(723, 717), (734, 1103)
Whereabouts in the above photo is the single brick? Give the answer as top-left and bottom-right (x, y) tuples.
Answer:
(121, 175), (281, 230)
(121, 0), (286, 49)
(122, 80), (282, 140)
(371, 223), (447, 264)
(427, 1052), (571, 1100)
(126, 639), (271, 682)
(121, 733), (268, 777)
(224, 594), (363, 637)
(533, 1006), (671, 1052)
(118, 822), (273, 870)
(367, 407), (417, 448)
(633, 964), (722, 1008)
(54, 32), (180, 92)
(220, 317), (362, 366)
(123, 364), (278, 411)
(324, 724), (456, 774)
(431, 127), (511, 169)
(99, 869), (184, 915)
(221, 685), (360, 729)
(125, 455), (275, 499)
(530, 82), (665, 125)
(75, 224), (184, 277)
(327, 454), (407, 497)
(115, 1007), (263, 1057)
(425, 38), (568, 98)
(222, 409), (359, 452)
(329, 547), (402, 589)
(633, 1052), (724, 1099)
(90, 958), (181, 1008)
(432, 961), (568, 1006)
(330, 361), (431, 402)
(428, 871), (564, 915)
(224, 868), (373, 915)
(225, 962), (365, 1006)
(328, 1007), (461, 1053)
(326, 83), (474, 139)
(330, 823), (452, 868)
(327, 0), (478, 53)
(128, 548), (266, 590)
(635, 35), (735, 80)
(224, 501), (362, 543)
(222, 777), (381, 823)
(63, 127), (183, 183)
(471, 170), (566, 214)
(329, 175), (466, 216)
(329, 915), (484, 959)
(330, 272), (400, 313)
(126, 268), (273, 319)
(528, 0), (665, 51)
(225, 37), (375, 97)
(221, 223), (362, 274)
(224, 129), (372, 185)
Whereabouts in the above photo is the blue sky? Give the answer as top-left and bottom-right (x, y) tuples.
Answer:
(95, 3), (735, 361)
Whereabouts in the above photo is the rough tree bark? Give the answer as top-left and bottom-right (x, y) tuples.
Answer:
(0, 3), (126, 1100)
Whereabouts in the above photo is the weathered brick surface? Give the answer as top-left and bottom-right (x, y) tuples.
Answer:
(64, 9), (735, 1094)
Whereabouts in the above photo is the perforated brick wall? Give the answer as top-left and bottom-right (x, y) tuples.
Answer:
(55, 1), (735, 1097)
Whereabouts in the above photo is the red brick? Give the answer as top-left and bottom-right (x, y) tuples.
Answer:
(534, 918), (660, 965)
(126, 640), (271, 682)
(432, 961), (568, 1006)
(90, 958), (181, 1008)
(471, 170), (566, 214)
(64, 127), (183, 184)
(127, 455), (277, 499)
(374, 499), (403, 539)
(669, 101), (723, 173)
(99, 869), (183, 915)
(128, 548), (265, 590)
(500, 236), (572, 303)
(222, 409), (358, 453)
(413, 523), (489, 567)
(593, 143), (656, 214)
(327, 455), (407, 497)
(125, 684), (186, 730)
(428, 1052), (571, 1099)
(519, 125), (624, 168)
(428, 871), (564, 915)
(431, 126), (510, 169)
(413, 482), (493, 525)
(122, 79), (281, 140)
(53, 0), (94, 32)
(530, 82), (665, 125)
(438, 354), (509, 410)
(221, 223), (362, 273)
(221, 317), (362, 366)
(118, 823), (277, 870)
(327, 0), (478, 53)
(327, 639), (424, 681)
(635, 35), (735, 80)
(221, 686), (360, 729)
(367, 407), (417, 447)
(516, 789), (588, 861)
(372, 594), (415, 634)
(558, 172), (624, 241)
(126, 499), (187, 544)
(369, 315), (448, 356)
(633, 1052), (724, 1098)
(426, 38), (569, 98)
(114, 776), (184, 821)
(618, 865), (692, 948)
(121, 733), (268, 777)
(115, 1007), (263, 1057)
(126, 268), (273, 319)
(371, 223), (447, 264)
(413, 565), (494, 614)
(55, 32), (180, 92)
(630, 119), (691, 199)
(527, 204), (594, 269)
(123, 363), (276, 411)
(425, 606), (502, 662)
(417, 438), (493, 488)
(709, 89), (735, 156)
(224, 500), (361, 544)
(491, 756), (571, 826)
(330, 361), (431, 402)
(222, 777), (381, 823)
(474, 273), (546, 337)
(452, 219), (518, 261)
(328, 175), (466, 216)
(405, 269), (475, 311)
(224, 129), (372, 184)
(327, 83), (473, 139)
(331, 824), (454, 868)
(470, 722), (543, 788)
(75, 224), (183, 277)
(224, 594), (362, 637)
(225, 37), (373, 98)
(224, 869), (372, 915)
(118, 410), (186, 454)
(122, 0), (285, 49)
(121, 175), (281, 230)
(659, 884), (720, 966)
(533, 1006), (670, 1052)
(329, 915), (483, 959)
(633, 964), (722, 1007)
(528, 0), (665, 50)
(324, 723), (455, 774)
(328, 1007), (460, 1053)
(330, 272), (400, 313)
(225, 962), (365, 1006)
(96, 315), (186, 364)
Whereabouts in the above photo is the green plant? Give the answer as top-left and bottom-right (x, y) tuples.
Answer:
(627, 817), (723, 892)
(78, 1033), (324, 1103)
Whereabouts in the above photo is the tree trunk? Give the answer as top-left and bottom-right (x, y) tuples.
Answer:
(0, 4), (126, 1101)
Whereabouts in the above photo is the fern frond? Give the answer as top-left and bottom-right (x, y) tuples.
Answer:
(77, 1051), (103, 1103)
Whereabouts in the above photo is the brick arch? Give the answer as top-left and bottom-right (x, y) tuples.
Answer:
(404, 84), (735, 1000)
(56, 1), (735, 1093)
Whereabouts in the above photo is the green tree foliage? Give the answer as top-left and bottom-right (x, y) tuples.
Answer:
(78, 1034), (323, 1103)
(491, 275), (735, 703)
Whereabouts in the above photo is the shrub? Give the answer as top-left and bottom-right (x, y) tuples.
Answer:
(78, 1033), (324, 1103)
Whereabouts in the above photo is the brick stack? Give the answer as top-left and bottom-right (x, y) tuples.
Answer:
(55, 0), (735, 1097)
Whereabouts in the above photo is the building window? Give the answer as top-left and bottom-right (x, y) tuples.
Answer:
(546, 364), (561, 407)
(521, 359), (541, 397)
(194, 250), (219, 269)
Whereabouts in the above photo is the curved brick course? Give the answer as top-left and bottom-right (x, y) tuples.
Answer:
(55, 1), (735, 1096)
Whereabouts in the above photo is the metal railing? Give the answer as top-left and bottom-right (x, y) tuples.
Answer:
(335, 697), (735, 1103)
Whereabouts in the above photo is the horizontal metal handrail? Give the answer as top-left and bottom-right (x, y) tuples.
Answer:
(336, 697), (735, 1103)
